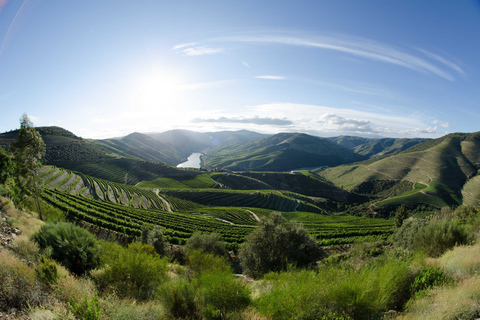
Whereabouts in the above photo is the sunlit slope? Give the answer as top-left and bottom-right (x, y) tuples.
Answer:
(95, 132), (184, 165)
(204, 132), (364, 171)
(317, 133), (480, 206)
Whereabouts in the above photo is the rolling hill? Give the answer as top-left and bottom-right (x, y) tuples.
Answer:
(316, 132), (480, 207)
(328, 136), (430, 159)
(203, 132), (365, 171)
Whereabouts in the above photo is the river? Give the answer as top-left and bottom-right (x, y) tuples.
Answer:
(176, 153), (202, 168)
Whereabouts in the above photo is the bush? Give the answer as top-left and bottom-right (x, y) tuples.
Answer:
(199, 269), (251, 318)
(412, 219), (471, 257)
(35, 256), (59, 287)
(187, 249), (230, 275)
(239, 212), (323, 278)
(157, 278), (202, 320)
(68, 292), (101, 320)
(255, 256), (412, 320)
(391, 218), (428, 251)
(0, 250), (45, 311)
(141, 224), (170, 257)
(32, 222), (100, 275)
(185, 232), (228, 257)
(409, 266), (453, 301)
(93, 242), (168, 300)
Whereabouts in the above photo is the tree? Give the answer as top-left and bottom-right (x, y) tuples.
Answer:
(394, 204), (409, 228)
(0, 147), (14, 185)
(11, 114), (46, 219)
(239, 212), (323, 279)
(184, 232), (228, 257)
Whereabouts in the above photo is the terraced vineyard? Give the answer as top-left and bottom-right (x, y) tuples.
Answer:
(162, 189), (325, 213)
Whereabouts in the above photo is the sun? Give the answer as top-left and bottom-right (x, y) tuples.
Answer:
(135, 74), (182, 109)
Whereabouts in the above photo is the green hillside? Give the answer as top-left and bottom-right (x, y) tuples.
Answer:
(94, 132), (184, 165)
(203, 132), (365, 171)
(317, 132), (480, 208)
(329, 136), (429, 158)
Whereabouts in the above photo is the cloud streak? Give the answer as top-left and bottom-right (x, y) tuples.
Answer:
(255, 75), (287, 80)
(192, 116), (293, 126)
(175, 31), (465, 81)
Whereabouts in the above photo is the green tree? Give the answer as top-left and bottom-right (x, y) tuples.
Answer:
(185, 232), (228, 257)
(11, 114), (46, 219)
(0, 147), (14, 185)
(239, 212), (323, 279)
(394, 204), (409, 228)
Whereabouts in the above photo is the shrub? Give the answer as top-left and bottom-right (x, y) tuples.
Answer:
(32, 222), (100, 275)
(185, 232), (228, 257)
(0, 250), (44, 311)
(239, 212), (323, 278)
(199, 269), (251, 318)
(68, 292), (101, 320)
(157, 278), (202, 320)
(412, 219), (471, 257)
(187, 249), (230, 275)
(35, 256), (59, 287)
(141, 224), (170, 257)
(436, 242), (480, 278)
(255, 256), (412, 320)
(93, 242), (168, 300)
(391, 218), (427, 251)
(409, 266), (453, 301)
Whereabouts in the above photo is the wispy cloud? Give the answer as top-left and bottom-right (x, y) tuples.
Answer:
(192, 116), (293, 126)
(172, 43), (224, 56)
(433, 120), (450, 128)
(255, 75), (287, 80)
(242, 61), (251, 68)
(181, 30), (464, 81)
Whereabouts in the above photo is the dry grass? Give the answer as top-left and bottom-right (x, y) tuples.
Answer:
(396, 275), (480, 320)
(428, 242), (480, 279)
(1, 196), (44, 237)
(52, 273), (97, 304)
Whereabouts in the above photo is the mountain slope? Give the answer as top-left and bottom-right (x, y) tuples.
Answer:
(148, 129), (267, 155)
(329, 136), (430, 159)
(95, 132), (184, 165)
(317, 132), (480, 207)
(203, 132), (365, 171)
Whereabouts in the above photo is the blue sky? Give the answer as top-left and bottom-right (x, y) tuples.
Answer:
(0, 1), (479, 139)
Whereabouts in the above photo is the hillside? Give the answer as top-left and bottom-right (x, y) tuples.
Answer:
(0, 126), (107, 164)
(203, 132), (365, 171)
(317, 132), (480, 208)
(94, 132), (184, 165)
(329, 136), (429, 158)
(148, 129), (267, 156)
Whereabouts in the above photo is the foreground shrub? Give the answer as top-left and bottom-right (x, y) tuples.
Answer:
(102, 297), (166, 320)
(33, 222), (100, 275)
(68, 292), (101, 320)
(157, 278), (202, 320)
(187, 249), (230, 275)
(141, 224), (170, 256)
(93, 242), (168, 300)
(255, 256), (412, 320)
(199, 269), (251, 318)
(0, 250), (44, 311)
(185, 232), (228, 257)
(412, 219), (471, 257)
(436, 242), (480, 278)
(409, 266), (453, 302)
(391, 218), (427, 251)
(239, 212), (323, 278)
(35, 256), (59, 287)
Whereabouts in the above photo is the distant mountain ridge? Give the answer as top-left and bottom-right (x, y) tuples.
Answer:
(203, 132), (366, 171)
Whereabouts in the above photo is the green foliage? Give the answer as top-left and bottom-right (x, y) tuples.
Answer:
(68, 292), (101, 320)
(0, 251), (44, 312)
(409, 266), (453, 301)
(186, 249), (231, 275)
(391, 218), (428, 251)
(255, 257), (412, 320)
(157, 278), (202, 320)
(198, 269), (251, 318)
(185, 232), (228, 257)
(0, 146), (14, 185)
(33, 222), (100, 275)
(141, 224), (170, 256)
(35, 256), (59, 287)
(239, 212), (323, 278)
(394, 204), (409, 228)
(11, 114), (46, 218)
(93, 241), (168, 300)
(412, 219), (471, 257)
